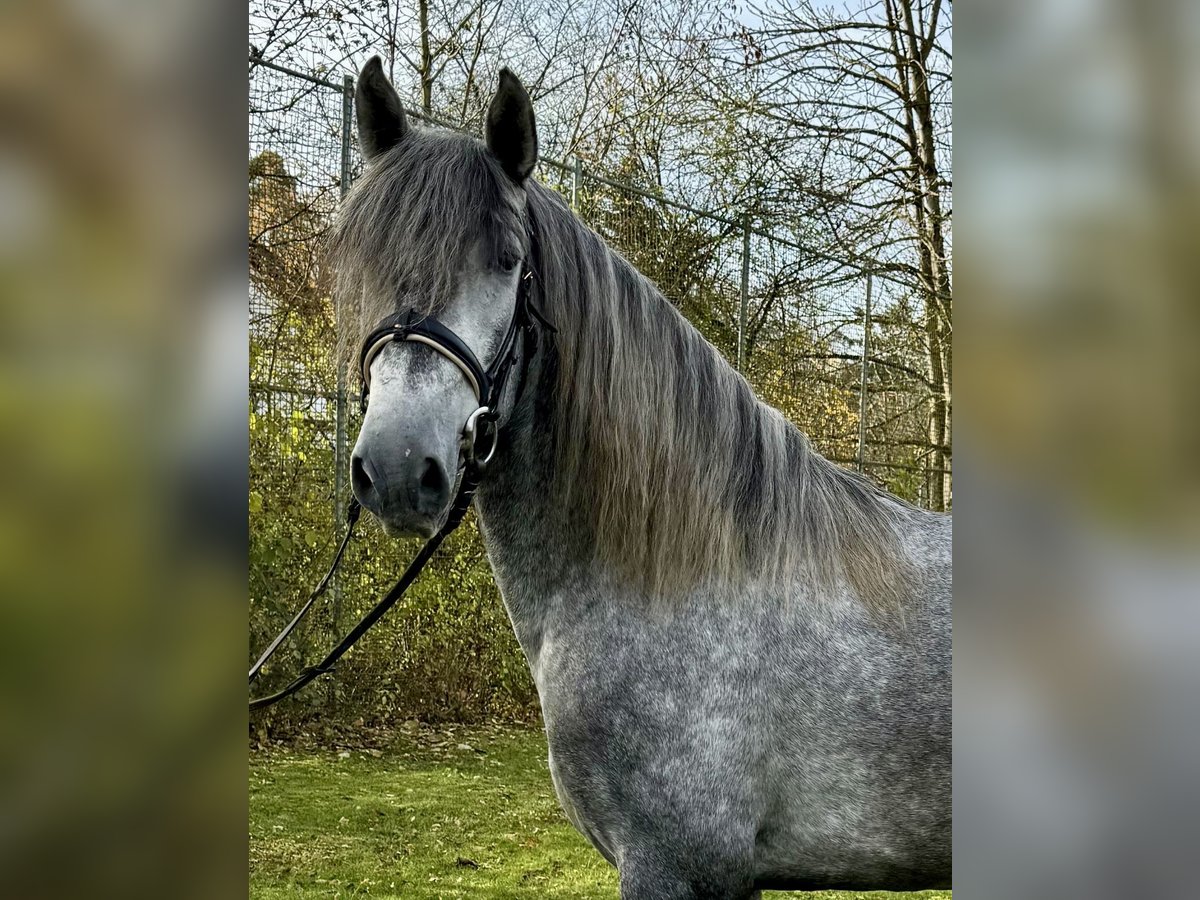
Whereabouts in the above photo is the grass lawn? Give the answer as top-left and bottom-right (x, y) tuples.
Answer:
(250, 723), (950, 899)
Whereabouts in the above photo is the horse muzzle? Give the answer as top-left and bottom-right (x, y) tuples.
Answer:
(350, 440), (452, 538)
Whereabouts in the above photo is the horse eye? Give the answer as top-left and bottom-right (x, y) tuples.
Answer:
(499, 254), (518, 273)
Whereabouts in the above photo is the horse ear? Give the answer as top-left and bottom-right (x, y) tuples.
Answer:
(356, 56), (407, 160)
(485, 69), (538, 183)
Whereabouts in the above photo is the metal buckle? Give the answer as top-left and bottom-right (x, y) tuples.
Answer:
(463, 406), (499, 469)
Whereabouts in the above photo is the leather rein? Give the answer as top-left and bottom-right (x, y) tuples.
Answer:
(249, 266), (550, 711)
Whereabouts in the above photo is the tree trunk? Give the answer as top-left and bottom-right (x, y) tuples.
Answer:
(887, 0), (952, 510)
(903, 0), (952, 509)
(418, 0), (433, 114)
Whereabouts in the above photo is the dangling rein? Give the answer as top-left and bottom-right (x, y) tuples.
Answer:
(249, 268), (551, 711)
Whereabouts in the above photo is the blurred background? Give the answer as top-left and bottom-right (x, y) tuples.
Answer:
(956, 0), (1200, 895)
(0, 0), (1196, 896)
(0, 0), (245, 897)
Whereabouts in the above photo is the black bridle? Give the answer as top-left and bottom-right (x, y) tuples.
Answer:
(249, 266), (550, 711)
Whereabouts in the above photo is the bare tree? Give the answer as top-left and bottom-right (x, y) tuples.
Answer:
(729, 0), (953, 507)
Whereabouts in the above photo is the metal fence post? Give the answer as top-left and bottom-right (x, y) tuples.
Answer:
(737, 214), (751, 373)
(332, 73), (354, 630)
(856, 271), (873, 473)
(571, 156), (583, 211)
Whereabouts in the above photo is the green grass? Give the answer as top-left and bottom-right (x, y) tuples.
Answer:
(250, 724), (950, 899)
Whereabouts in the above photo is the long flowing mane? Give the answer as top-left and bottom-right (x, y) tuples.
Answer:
(332, 129), (919, 616)
(526, 184), (919, 615)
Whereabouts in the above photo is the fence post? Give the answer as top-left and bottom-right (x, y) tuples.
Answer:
(571, 156), (583, 211)
(856, 271), (873, 473)
(332, 73), (354, 630)
(737, 214), (751, 373)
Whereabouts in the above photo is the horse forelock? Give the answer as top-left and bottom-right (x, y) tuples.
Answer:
(329, 129), (526, 366)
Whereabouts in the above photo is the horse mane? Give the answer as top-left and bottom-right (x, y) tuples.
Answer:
(526, 184), (918, 615)
(331, 126), (919, 616)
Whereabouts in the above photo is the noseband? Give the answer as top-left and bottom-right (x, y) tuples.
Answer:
(249, 263), (552, 711)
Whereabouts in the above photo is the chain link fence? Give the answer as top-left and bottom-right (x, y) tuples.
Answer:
(248, 56), (949, 728)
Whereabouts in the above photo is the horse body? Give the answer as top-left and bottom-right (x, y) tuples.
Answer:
(474, 354), (951, 897)
(336, 57), (951, 898)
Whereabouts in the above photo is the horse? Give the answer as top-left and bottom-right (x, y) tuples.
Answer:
(331, 56), (951, 898)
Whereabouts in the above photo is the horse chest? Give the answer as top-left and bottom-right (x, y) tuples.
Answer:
(528, 615), (765, 860)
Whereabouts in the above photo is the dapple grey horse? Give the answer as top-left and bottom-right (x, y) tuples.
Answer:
(334, 56), (951, 898)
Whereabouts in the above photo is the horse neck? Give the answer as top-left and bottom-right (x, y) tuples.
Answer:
(472, 342), (588, 652)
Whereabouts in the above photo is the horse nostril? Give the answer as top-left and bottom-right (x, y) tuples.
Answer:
(350, 454), (373, 502)
(415, 457), (448, 512)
